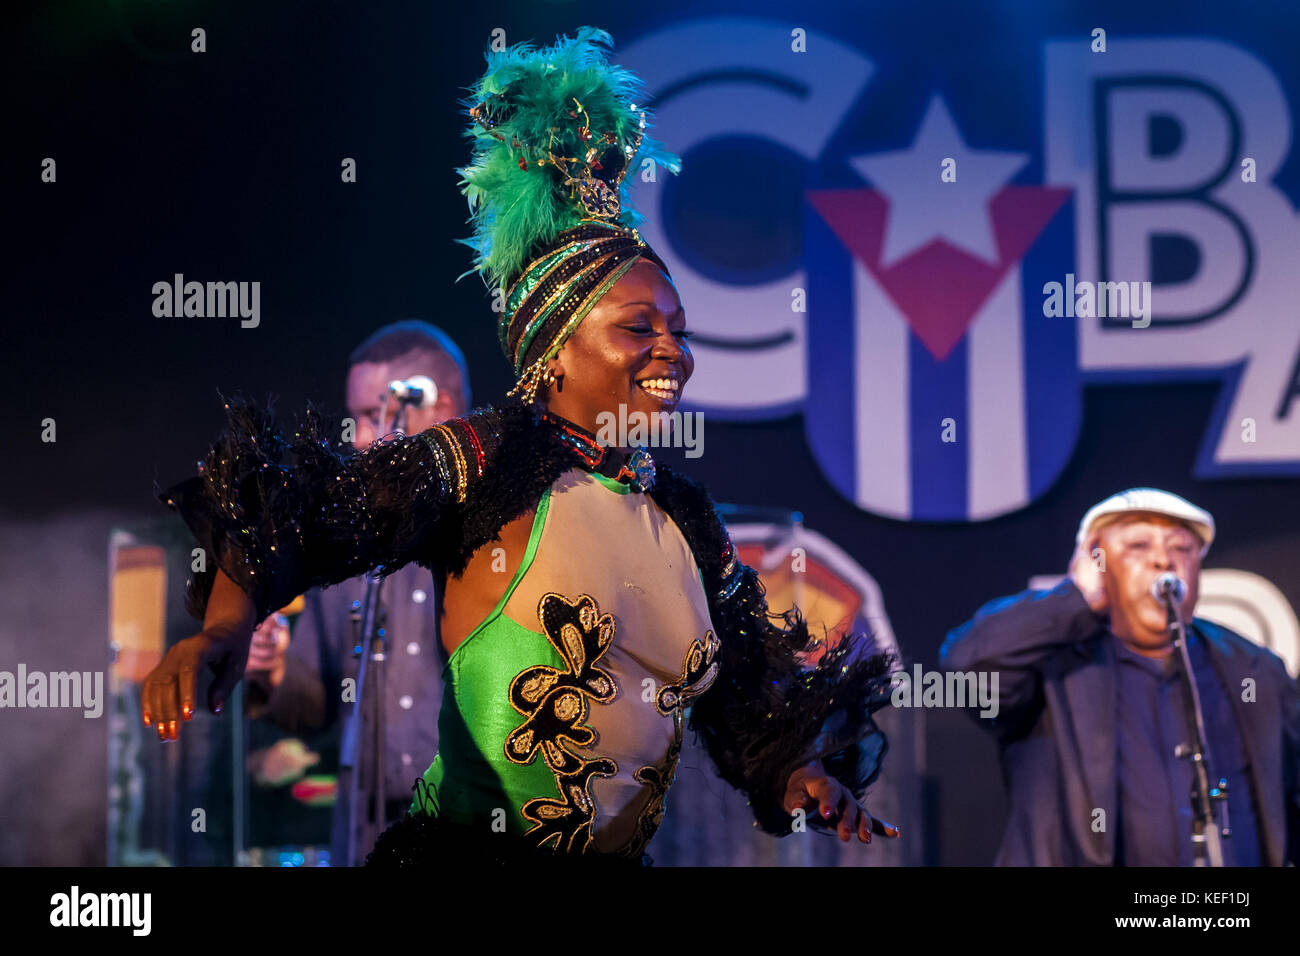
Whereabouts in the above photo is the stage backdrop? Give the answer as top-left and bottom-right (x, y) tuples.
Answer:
(4, 0), (1299, 865)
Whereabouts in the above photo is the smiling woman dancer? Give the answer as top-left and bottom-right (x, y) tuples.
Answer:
(143, 26), (898, 865)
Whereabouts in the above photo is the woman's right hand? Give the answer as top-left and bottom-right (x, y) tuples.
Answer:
(141, 568), (258, 741)
(141, 627), (253, 740)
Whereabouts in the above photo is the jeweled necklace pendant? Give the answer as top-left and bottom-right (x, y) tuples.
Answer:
(627, 447), (655, 493)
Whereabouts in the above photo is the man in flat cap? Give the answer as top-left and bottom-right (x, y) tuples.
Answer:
(941, 488), (1300, 865)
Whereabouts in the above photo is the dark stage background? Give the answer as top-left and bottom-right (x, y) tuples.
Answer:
(4, 0), (1299, 865)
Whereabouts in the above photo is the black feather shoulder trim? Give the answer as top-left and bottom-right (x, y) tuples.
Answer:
(650, 464), (897, 835)
(156, 393), (537, 622)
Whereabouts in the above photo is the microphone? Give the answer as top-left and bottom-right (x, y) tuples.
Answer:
(389, 376), (438, 409)
(1151, 572), (1187, 604)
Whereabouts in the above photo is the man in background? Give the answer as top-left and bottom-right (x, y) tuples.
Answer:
(244, 320), (471, 864)
(941, 488), (1300, 866)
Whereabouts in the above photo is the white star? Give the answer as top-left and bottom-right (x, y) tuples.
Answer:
(848, 96), (1029, 267)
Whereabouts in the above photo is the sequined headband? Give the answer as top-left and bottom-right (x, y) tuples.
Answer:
(503, 220), (672, 404)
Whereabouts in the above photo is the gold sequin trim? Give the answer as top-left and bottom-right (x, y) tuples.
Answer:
(511, 248), (628, 369)
(432, 424), (468, 503)
(502, 236), (606, 320)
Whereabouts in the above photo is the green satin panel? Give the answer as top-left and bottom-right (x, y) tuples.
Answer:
(410, 486), (560, 835)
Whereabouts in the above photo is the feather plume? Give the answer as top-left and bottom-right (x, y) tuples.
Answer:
(455, 26), (681, 291)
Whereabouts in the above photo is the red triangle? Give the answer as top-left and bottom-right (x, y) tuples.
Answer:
(807, 185), (1071, 360)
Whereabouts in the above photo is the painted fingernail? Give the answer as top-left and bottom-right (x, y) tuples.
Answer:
(157, 726), (166, 741)
(182, 703), (193, 720)
(143, 714), (151, 727)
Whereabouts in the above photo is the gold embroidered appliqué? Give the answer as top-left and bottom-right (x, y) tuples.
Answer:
(505, 592), (620, 852)
(621, 630), (721, 856)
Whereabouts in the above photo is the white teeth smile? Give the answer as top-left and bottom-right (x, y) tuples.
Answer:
(637, 378), (679, 400)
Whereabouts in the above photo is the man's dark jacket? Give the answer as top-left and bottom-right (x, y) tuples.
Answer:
(940, 580), (1300, 866)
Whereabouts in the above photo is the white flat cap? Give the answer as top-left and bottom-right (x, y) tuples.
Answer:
(1077, 488), (1215, 557)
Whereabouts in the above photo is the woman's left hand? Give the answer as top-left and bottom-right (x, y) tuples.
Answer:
(782, 760), (901, 844)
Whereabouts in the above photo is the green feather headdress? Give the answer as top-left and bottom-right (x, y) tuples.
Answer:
(455, 26), (682, 295)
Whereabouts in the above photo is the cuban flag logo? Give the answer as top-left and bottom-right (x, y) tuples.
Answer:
(624, 21), (1300, 525)
(805, 96), (1075, 522)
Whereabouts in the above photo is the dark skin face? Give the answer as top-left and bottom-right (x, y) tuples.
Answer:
(536, 258), (694, 445)
(1098, 514), (1202, 655)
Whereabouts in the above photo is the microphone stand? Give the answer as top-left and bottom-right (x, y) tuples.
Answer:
(338, 399), (407, 865)
(1161, 585), (1229, 867)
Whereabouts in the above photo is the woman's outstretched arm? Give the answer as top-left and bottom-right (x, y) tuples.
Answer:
(157, 395), (487, 624)
(144, 394), (513, 740)
(691, 557), (900, 841)
(649, 464), (900, 841)
(142, 567), (258, 740)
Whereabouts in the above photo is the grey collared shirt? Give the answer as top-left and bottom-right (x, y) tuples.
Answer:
(257, 562), (445, 823)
